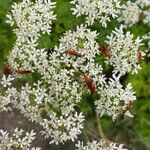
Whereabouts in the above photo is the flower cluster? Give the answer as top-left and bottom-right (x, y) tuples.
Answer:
(118, 1), (142, 27)
(41, 112), (85, 144)
(118, 0), (150, 27)
(1, 23), (142, 145)
(104, 26), (144, 75)
(70, 0), (121, 27)
(42, 25), (105, 91)
(0, 0), (146, 148)
(0, 75), (85, 144)
(0, 25), (103, 144)
(6, 0), (56, 40)
(4, 4), (145, 144)
(95, 75), (136, 120)
(75, 139), (127, 150)
(0, 128), (40, 150)
(6, 0), (56, 71)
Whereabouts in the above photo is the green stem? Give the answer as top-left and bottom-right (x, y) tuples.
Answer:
(96, 112), (105, 139)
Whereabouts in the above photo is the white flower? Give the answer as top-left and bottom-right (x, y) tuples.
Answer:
(124, 110), (134, 118)
(39, 25), (105, 108)
(109, 142), (127, 150)
(0, 75), (15, 87)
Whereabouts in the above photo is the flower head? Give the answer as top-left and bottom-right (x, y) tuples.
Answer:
(0, 75), (15, 88)
(70, 0), (121, 27)
(105, 26), (144, 75)
(95, 75), (136, 120)
(118, 1), (142, 27)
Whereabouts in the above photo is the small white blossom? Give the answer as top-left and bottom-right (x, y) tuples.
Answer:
(0, 75), (15, 87)
(0, 78), (85, 144)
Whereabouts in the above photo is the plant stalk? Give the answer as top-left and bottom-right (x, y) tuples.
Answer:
(96, 112), (105, 139)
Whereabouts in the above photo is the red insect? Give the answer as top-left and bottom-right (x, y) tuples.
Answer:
(83, 74), (96, 93)
(123, 101), (132, 113)
(15, 70), (31, 74)
(136, 50), (142, 64)
(65, 48), (81, 57)
(3, 63), (31, 76)
(3, 63), (12, 77)
(98, 44), (111, 57)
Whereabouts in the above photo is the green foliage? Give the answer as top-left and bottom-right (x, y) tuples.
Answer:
(0, 0), (16, 69)
(126, 62), (150, 148)
(11, 145), (21, 150)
